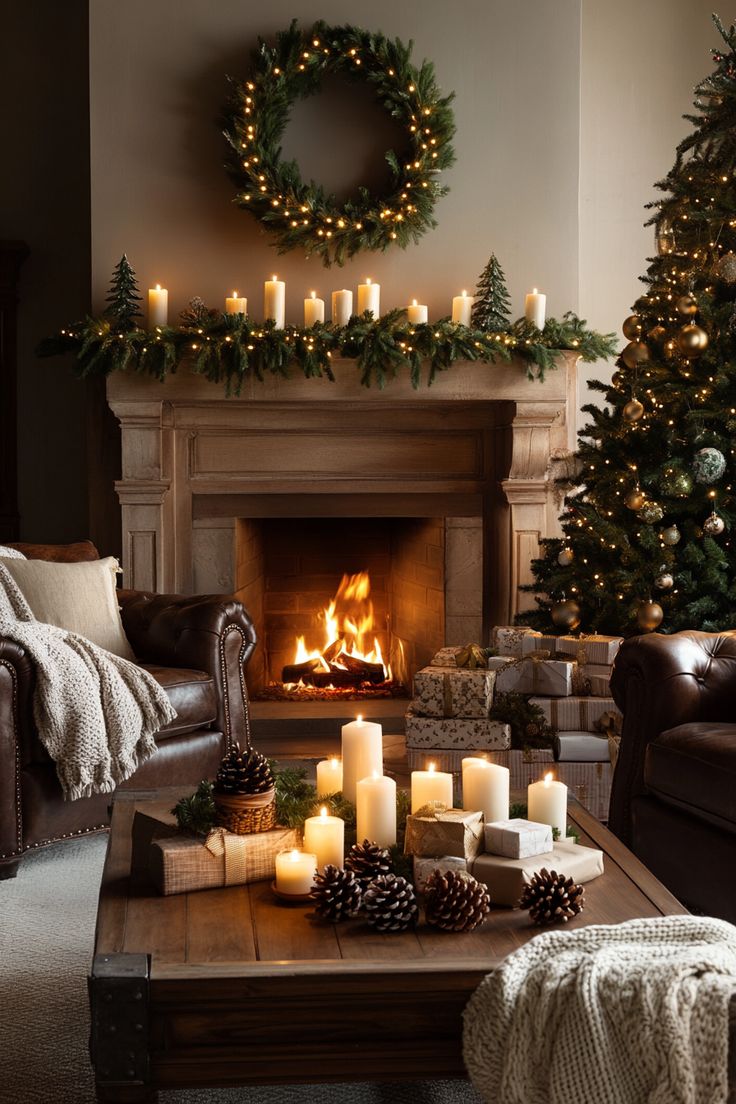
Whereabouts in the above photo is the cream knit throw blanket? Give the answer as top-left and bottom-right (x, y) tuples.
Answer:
(463, 915), (736, 1104)
(0, 563), (175, 800)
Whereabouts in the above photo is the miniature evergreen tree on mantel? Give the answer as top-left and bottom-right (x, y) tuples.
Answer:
(104, 254), (142, 332)
(471, 253), (512, 331)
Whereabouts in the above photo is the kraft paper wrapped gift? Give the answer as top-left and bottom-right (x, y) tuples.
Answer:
(430, 644), (489, 669)
(470, 839), (604, 907)
(557, 634), (623, 666)
(412, 665), (495, 718)
(405, 706), (511, 750)
(529, 695), (622, 732)
(495, 655), (577, 697)
(413, 854), (468, 894)
(484, 818), (553, 859)
(404, 808), (484, 862)
(521, 633), (562, 656)
(490, 626), (537, 656)
(553, 731), (610, 762)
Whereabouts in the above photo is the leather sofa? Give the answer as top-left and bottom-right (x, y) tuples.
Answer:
(609, 630), (736, 921)
(0, 541), (256, 878)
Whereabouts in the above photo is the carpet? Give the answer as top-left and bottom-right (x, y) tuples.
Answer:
(0, 833), (483, 1104)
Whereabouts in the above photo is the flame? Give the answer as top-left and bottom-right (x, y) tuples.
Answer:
(544, 772), (553, 786)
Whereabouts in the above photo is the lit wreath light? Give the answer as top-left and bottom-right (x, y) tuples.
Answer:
(222, 20), (457, 266)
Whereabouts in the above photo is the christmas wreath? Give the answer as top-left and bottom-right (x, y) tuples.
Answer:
(222, 20), (456, 266)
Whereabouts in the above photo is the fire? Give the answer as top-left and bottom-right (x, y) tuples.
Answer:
(291, 571), (392, 679)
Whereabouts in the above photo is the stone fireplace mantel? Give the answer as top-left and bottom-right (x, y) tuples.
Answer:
(108, 353), (578, 641)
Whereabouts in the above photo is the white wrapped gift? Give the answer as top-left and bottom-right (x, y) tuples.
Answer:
(484, 818), (553, 859)
(581, 663), (612, 696)
(412, 854), (469, 894)
(490, 626), (537, 656)
(557, 634), (623, 666)
(529, 695), (621, 732)
(495, 655), (577, 697)
(486, 654), (515, 671)
(521, 633), (562, 656)
(553, 732), (610, 762)
(405, 707), (511, 750)
(412, 666), (495, 718)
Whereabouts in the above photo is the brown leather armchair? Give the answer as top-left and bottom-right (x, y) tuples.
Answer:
(609, 630), (736, 921)
(0, 541), (256, 878)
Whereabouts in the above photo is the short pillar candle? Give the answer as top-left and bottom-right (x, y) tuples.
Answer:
(275, 849), (317, 895)
(316, 757), (343, 796)
(225, 290), (247, 315)
(356, 772), (397, 847)
(411, 761), (453, 813)
(524, 287), (546, 329)
(451, 290), (474, 326)
(341, 715), (383, 804)
(357, 278), (380, 318)
(527, 772), (568, 838)
(304, 290), (325, 327)
(406, 298), (428, 325)
(148, 284), (168, 328)
(462, 757), (509, 822)
(303, 807), (345, 872)
(264, 275), (286, 328)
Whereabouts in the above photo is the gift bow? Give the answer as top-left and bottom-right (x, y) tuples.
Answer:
(204, 827), (249, 886)
(413, 801), (450, 819)
(455, 643), (488, 669)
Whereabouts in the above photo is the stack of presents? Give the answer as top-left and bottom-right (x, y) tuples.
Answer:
(405, 626), (623, 821)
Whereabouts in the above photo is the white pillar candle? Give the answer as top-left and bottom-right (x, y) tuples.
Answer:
(148, 284), (168, 328)
(410, 761), (453, 814)
(524, 287), (546, 329)
(264, 275), (286, 328)
(452, 290), (474, 326)
(357, 278), (380, 318)
(406, 298), (428, 325)
(462, 757), (509, 822)
(304, 290), (325, 327)
(275, 849), (317, 895)
(316, 757), (343, 796)
(331, 288), (353, 326)
(356, 772), (397, 847)
(225, 290), (247, 315)
(527, 772), (568, 838)
(303, 806), (345, 872)
(341, 715), (383, 804)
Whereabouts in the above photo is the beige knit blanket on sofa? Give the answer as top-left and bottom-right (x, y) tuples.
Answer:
(0, 563), (175, 800)
(464, 915), (736, 1104)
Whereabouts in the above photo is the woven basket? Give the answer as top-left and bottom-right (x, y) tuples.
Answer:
(214, 787), (277, 835)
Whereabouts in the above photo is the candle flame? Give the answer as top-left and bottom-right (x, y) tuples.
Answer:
(155, 283), (161, 291)
(233, 290), (238, 297)
(412, 298), (418, 306)
(356, 714), (363, 725)
(533, 287), (538, 294)
(428, 762), (436, 773)
(289, 849), (301, 862)
(330, 757), (339, 768)
(320, 806), (328, 818)
(462, 289), (467, 296)
(544, 772), (553, 786)
(310, 290), (316, 298)
(272, 274), (278, 281)
(372, 770), (379, 780)
(366, 277), (372, 285)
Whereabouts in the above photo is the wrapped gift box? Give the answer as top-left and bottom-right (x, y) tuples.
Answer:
(484, 818), (553, 859)
(404, 808), (484, 862)
(486, 654), (515, 671)
(470, 839), (604, 906)
(529, 695), (621, 732)
(581, 663), (612, 696)
(490, 626), (537, 656)
(521, 633), (562, 656)
(149, 824), (300, 895)
(554, 731), (610, 762)
(405, 707), (511, 750)
(412, 855), (468, 894)
(412, 665), (495, 719)
(496, 656), (577, 697)
(557, 634), (623, 666)
(430, 645), (488, 669)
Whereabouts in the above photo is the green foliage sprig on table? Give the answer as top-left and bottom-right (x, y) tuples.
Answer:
(172, 780), (217, 837)
(222, 20), (456, 266)
(37, 306), (616, 395)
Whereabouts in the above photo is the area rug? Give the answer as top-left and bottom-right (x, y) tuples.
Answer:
(0, 833), (482, 1104)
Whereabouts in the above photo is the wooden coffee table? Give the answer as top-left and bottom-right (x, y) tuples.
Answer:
(89, 788), (688, 1102)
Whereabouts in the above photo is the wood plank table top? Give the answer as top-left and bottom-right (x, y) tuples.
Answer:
(90, 787), (688, 1102)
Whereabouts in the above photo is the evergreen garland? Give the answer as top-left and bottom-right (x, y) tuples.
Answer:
(471, 253), (512, 331)
(222, 20), (456, 265)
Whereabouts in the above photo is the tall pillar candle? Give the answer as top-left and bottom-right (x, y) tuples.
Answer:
(452, 290), (474, 326)
(264, 275), (286, 328)
(304, 290), (325, 327)
(356, 278), (380, 318)
(524, 287), (546, 329)
(316, 757), (343, 796)
(527, 772), (568, 838)
(462, 757), (509, 822)
(303, 806), (345, 871)
(148, 284), (168, 328)
(406, 299), (428, 325)
(410, 761), (453, 813)
(341, 715), (383, 804)
(225, 290), (247, 315)
(275, 849), (317, 895)
(331, 289), (353, 326)
(356, 772), (397, 847)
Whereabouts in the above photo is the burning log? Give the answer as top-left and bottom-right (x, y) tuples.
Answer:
(322, 638), (345, 664)
(281, 658), (323, 684)
(338, 653), (386, 683)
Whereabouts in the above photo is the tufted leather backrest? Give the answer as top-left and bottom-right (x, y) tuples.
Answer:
(4, 540), (100, 563)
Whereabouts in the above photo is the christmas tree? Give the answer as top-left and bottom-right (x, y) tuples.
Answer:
(524, 15), (736, 637)
(104, 254), (142, 331)
(471, 253), (512, 331)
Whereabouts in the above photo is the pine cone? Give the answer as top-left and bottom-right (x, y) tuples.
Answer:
(345, 839), (392, 888)
(214, 743), (274, 795)
(519, 867), (585, 926)
(424, 870), (490, 933)
(363, 874), (418, 933)
(310, 865), (362, 921)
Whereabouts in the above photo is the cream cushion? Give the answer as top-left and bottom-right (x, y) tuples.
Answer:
(2, 556), (135, 660)
(0, 546), (26, 559)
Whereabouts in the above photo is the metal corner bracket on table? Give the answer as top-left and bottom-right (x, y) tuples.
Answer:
(89, 953), (156, 1103)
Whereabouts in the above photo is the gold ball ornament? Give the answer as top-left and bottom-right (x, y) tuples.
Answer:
(676, 294), (698, 316)
(621, 341), (650, 369)
(624, 487), (646, 510)
(655, 572), (674, 590)
(661, 525), (681, 546)
(622, 315), (642, 341)
(637, 600), (664, 633)
(676, 324), (709, 356)
(703, 511), (725, 536)
(622, 398), (645, 423)
(557, 547), (574, 567)
(550, 598), (581, 632)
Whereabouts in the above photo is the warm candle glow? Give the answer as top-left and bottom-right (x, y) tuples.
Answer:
(412, 298), (418, 306)
(155, 283), (161, 291)
(272, 274), (278, 281)
(320, 806), (327, 818)
(233, 290), (238, 297)
(533, 287), (538, 294)
(544, 772), (553, 786)
(310, 290), (316, 298)
(330, 757), (339, 768)
(428, 762), (436, 773)
(356, 714), (363, 725)
(366, 277), (372, 285)
(462, 289), (467, 296)
(289, 849), (301, 863)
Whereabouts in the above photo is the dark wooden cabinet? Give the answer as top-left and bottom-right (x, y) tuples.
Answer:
(0, 241), (29, 542)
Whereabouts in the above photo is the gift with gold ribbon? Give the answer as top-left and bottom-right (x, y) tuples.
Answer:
(529, 695), (622, 732)
(495, 651), (579, 697)
(404, 806), (484, 861)
(431, 643), (490, 668)
(413, 664), (495, 718)
(557, 633), (623, 666)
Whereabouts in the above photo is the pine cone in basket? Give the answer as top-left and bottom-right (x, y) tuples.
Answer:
(345, 839), (392, 889)
(363, 874), (419, 933)
(424, 870), (491, 933)
(214, 743), (274, 796)
(519, 867), (585, 926)
(310, 865), (362, 922)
